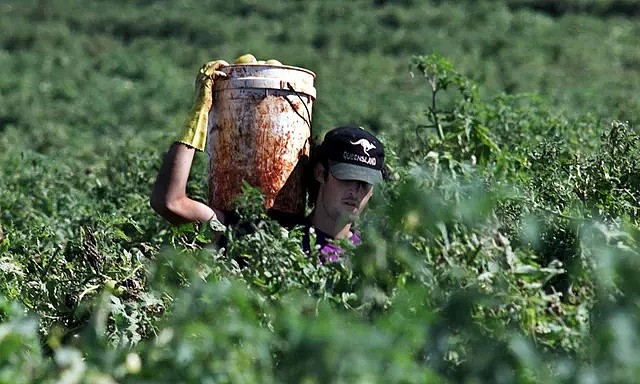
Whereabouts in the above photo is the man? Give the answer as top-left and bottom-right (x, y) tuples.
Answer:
(150, 60), (385, 260)
(301, 125), (385, 260)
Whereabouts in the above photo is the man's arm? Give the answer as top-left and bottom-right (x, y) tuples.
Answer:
(150, 142), (225, 225)
(150, 60), (229, 226)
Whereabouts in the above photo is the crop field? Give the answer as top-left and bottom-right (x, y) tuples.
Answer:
(1, 0), (640, 382)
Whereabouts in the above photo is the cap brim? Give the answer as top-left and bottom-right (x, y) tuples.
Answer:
(329, 161), (383, 184)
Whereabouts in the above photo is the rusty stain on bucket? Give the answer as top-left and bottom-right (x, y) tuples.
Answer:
(208, 64), (315, 215)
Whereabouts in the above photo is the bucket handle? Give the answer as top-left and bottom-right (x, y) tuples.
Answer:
(285, 82), (313, 132)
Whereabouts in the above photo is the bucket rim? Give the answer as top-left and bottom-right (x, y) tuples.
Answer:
(224, 63), (316, 78)
(214, 77), (316, 98)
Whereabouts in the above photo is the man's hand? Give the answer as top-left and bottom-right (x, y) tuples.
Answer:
(177, 60), (229, 151)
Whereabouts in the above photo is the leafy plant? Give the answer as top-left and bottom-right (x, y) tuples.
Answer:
(2, 1), (640, 382)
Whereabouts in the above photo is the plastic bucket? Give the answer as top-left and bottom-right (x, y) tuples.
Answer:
(207, 64), (316, 216)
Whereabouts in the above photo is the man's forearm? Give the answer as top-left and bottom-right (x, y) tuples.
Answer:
(150, 143), (222, 225)
(153, 195), (216, 225)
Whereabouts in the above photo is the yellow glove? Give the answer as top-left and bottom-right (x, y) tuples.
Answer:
(177, 60), (229, 151)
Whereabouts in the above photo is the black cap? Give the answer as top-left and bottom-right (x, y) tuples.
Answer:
(319, 125), (385, 184)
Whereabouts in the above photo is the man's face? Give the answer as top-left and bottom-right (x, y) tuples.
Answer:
(316, 169), (374, 224)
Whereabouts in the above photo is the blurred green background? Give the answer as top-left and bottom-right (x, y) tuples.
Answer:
(1, 1), (640, 382)
(1, 0), (638, 159)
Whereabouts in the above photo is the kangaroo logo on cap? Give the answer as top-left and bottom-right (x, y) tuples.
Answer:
(350, 139), (376, 156)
